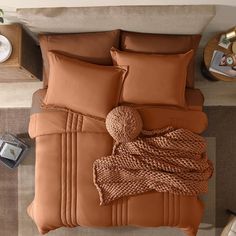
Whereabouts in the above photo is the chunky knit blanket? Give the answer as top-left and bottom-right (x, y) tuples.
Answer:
(93, 127), (213, 205)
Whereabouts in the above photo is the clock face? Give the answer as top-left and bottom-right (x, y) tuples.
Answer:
(226, 56), (234, 65)
(0, 35), (12, 63)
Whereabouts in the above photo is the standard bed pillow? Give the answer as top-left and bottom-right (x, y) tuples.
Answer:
(120, 31), (201, 88)
(39, 30), (120, 86)
(111, 48), (193, 107)
(44, 52), (127, 118)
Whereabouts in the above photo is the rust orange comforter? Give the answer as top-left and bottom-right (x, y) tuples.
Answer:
(28, 89), (208, 236)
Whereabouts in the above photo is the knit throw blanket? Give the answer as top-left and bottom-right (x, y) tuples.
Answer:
(93, 127), (213, 205)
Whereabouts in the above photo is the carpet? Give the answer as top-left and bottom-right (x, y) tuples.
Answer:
(0, 108), (30, 236)
(0, 107), (231, 236)
(0, 164), (18, 236)
(204, 106), (236, 227)
(0, 108), (30, 134)
(17, 137), (216, 236)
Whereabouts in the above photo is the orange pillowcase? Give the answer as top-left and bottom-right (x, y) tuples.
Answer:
(110, 48), (193, 107)
(39, 30), (120, 86)
(44, 52), (127, 118)
(120, 31), (201, 88)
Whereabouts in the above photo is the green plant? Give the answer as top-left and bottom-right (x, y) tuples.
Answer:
(0, 9), (4, 23)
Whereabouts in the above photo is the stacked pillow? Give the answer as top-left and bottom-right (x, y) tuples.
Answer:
(39, 30), (121, 86)
(44, 51), (127, 118)
(120, 31), (201, 88)
(111, 47), (193, 107)
(40, 30), (200, 118)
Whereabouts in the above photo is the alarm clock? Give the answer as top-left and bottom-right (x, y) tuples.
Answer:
(0, 35), (12, 63)
(225, 54), (236, 67)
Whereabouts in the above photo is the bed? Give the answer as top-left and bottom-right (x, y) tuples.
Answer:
(27, 5), (215, 236)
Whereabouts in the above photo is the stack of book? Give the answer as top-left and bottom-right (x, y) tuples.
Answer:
(209, 50), (236, 78)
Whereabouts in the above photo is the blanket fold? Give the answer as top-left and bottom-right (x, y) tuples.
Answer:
(93, 127), (213, 205)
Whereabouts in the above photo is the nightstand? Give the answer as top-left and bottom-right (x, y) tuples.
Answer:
(0, 24), (42, 82)
(201, 29), (236, 82)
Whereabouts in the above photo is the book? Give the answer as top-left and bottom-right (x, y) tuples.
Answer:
(218, 34), (231, 49)
(209, 50), (236, 78)
(0, 142), (22, 161)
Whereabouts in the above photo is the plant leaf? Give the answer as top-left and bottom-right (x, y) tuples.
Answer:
(0, 9), (3, 23)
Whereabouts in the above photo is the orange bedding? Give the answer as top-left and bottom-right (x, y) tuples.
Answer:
(28, 88), (208, 235)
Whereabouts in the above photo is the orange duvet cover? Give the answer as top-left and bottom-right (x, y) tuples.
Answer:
(28, 89), (208, 236)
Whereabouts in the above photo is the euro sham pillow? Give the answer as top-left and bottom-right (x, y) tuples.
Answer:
(120, 31), (201, 88)
(44, 52), (127, 118)
(110, 47), (193, 107)
(39, 30), (120, 86)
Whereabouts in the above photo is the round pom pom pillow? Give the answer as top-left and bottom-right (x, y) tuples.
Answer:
(106, 106), (143, 143)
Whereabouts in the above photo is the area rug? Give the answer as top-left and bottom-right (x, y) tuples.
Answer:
(0, 108), (29, 236)
(204, 106), (236, 227)
(0, 108), (30, 135)
(0, 107), (230, 236)
(16, 137), (216, 236)
(0, 164), (18, 236)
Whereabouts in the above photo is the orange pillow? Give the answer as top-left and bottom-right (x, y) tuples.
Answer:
(39, 30), (120, 86)
(44, 52), (127, 118)
(120, 31), (201, 88)
(110, 48), (193, 107)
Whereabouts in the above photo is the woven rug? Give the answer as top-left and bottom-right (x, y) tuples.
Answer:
(0, 108), (29, 236)
(0, 108), (30, 134)
(204, 106), (236, 227)
(17, 137), (216, 236)
(0, 164), (18, 236)
(0, 107), (229, 236)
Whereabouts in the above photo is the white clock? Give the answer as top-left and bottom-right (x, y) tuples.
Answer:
(0, 35), (12, 63)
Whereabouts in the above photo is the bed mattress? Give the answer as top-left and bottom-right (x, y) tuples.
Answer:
(28, 88), (207, 235)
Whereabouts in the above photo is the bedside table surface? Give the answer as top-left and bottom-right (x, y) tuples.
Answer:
(204, 32), (235, 82)
(0, 24), (21, 67)
(0, 23), (42, 82)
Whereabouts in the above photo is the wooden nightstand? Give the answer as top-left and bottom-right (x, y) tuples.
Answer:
(0, 24), (42, 82)
(202, 29), (236, 82)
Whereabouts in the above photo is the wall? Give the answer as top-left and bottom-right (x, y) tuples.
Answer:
(1, 0), (236, 9)
(201, 5), (236, 46)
